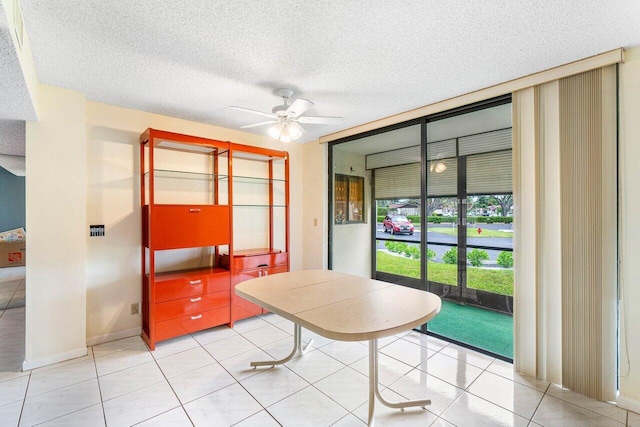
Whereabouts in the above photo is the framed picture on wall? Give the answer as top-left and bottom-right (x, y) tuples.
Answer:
(335, 174), (364, 224)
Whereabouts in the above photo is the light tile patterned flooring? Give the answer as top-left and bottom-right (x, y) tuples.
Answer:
(1, 267), (638, 426)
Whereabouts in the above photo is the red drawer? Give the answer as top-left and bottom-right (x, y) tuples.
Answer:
(156, 291), (230, 322)
(155, 270), (230, 302)
(232, 265), (288, 285)
(152, 205), (230, 249)
(232, 252), (288, 270)
(155, 307), (230, 342)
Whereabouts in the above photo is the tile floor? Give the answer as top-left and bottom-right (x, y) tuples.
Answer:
(0, 267), (638, 426)
(0, 266), (25, 311)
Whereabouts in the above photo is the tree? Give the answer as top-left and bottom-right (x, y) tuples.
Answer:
(426, 198), (441, 216)
(493, 195), (514, 217)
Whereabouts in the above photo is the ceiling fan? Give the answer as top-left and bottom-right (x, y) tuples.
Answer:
(230, 89), (342, 143)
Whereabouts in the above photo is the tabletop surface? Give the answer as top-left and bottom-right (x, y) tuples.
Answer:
(235, 269), (442, 341)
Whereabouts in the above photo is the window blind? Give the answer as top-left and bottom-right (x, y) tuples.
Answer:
(427, 139), (456, 160)
(374, 163), (421, 199)
(459, 128), (512, 156)
(466, 150), (513, 195)
(427, 159), (458, 197)
(366, 145), (420, 170)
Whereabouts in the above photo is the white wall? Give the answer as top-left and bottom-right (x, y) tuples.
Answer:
(84, 101), (304, 344)
(24, 84), (87, 369)
(302, 141), (328, 270)
(330, 148), (371, 277)
(618, 47), (640, 412)
(25, 92), (305, 362)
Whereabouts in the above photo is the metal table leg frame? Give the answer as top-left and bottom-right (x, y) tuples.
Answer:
(250, 323), (312, 368)
(367, 339), (431, 426)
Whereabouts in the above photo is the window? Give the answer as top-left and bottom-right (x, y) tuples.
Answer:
(335, 174), (364, 224)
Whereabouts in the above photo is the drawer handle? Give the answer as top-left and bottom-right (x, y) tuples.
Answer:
(257, 264), (269, 267)
(189, 208), (201, 213)
(190, 297), (202, 303)
(189, 280), (202, 285)
(191, 314), (203, 320)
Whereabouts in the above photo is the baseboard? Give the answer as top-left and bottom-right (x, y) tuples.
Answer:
(618, 395), (640, 414)
(22, 347), (88, 371)
(86, 327), (142, 347)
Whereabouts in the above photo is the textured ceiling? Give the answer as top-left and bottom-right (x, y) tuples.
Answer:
(11, 1), (640, 144)
(0, 4), (37, 123)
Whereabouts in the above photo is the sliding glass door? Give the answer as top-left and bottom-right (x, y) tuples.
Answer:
(424, 103), (514, 358)
(329, 97), (514, 359)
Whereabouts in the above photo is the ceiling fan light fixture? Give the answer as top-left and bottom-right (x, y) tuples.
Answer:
(288, 121), (304, 140)
(268, 121), (284, 139)
(268, 119), (304, 143)
(430, 161), (447, 173)
(231, 89), (343, 143)
(279, 123), (292, 143)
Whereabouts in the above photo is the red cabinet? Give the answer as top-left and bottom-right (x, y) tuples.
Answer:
(152, 205), (229, 249)
(221, 250), (289, 321)
(141, 129), (232, 350)
(140, 129), (289, 349)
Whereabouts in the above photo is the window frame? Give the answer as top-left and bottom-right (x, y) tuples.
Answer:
(334, 174), (365, 224)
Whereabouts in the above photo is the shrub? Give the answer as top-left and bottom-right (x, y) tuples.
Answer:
(385, 241), (407, 254)
(406, 215), (421, 224)
(427, 216), (456, 224)
(404, 246), (420, 259)
(377, 207), (388, 216)
(468, 216), (512, 224)
(442, 247), (457, 264)
(468, 248), (489, 267)
(427, 248), (436, 261)
(384, 241), (398, 252)
(497, 251), (514, 268)
(377, 215), (385, 223)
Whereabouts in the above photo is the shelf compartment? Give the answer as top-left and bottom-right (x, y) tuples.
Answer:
(232, 175), (286, 184)
(232, 204), (287, 208)
(219, 250), (287, 271)
(148, 169), (229, 181)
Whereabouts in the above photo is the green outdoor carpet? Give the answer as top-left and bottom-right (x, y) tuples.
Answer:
(428, 300), (513, 359)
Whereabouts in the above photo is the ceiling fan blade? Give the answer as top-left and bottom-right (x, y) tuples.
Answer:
(229, 106), (277, 119)
(297, 116), (343, 125)
(240, 120), (278, 129)
(286, 98), (314, 118)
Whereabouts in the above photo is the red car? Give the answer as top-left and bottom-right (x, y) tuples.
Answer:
(383, 215), (414, 235)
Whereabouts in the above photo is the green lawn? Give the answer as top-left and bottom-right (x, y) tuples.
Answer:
(376, 250), (513, 296)
(428, 227), (513, 238)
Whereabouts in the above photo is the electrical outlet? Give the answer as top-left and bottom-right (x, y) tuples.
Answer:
(131, 303), (139, 315)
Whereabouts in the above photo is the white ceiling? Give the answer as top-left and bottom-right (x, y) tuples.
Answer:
(5, 1), (640, 147)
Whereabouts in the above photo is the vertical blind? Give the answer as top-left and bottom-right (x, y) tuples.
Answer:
(560, 66), (617, 401)
(512, 65), (617, 402)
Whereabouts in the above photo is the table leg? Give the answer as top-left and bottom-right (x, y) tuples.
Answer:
(250, 323), (312, 368)
(367, 339), (431, 426)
